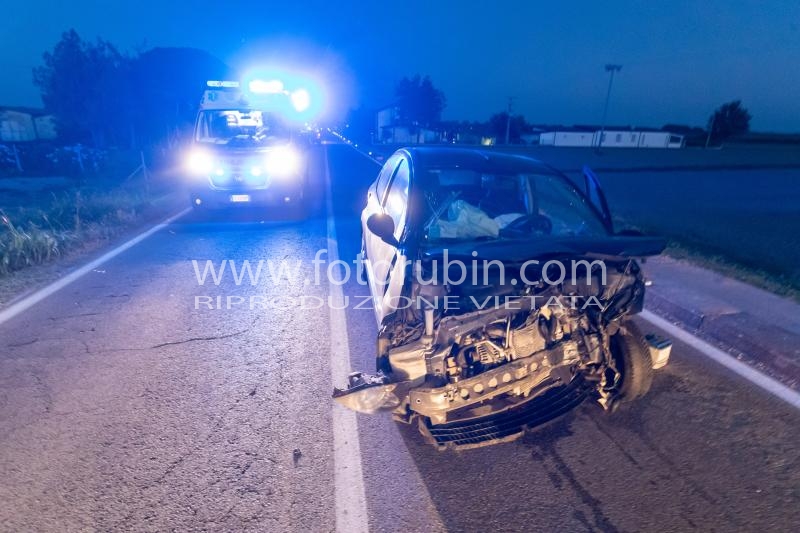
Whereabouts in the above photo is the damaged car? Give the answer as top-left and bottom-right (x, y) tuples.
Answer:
(334, 147), (670, 450)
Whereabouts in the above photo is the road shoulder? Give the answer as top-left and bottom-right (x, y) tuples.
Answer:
(644, 255), (800, 390)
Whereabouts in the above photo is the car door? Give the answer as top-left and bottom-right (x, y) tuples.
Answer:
(361, 155), (410, 323)
(362, 154), (399, 252)
(377, 158), (411, 322)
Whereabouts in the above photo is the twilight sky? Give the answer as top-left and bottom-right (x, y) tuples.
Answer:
(2, 0), (799, 131)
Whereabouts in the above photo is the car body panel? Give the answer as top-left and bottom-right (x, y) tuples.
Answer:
(338, 147), (668, 450)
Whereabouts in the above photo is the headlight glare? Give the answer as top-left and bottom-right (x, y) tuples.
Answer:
(265, 147), (300, 176)
(186, 150), (213, 175)
(291, 89), (311, 112)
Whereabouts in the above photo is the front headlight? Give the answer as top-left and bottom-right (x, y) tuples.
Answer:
(186, 150), (213, 175)
(290, 88), (311, 112)
(265, 146), (301, 176)
(332, 373), (399, 414)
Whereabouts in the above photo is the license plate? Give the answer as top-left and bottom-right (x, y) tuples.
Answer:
(230, 194), (251, 203)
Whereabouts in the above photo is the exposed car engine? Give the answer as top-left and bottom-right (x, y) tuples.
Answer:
(335, 255), (660, 449)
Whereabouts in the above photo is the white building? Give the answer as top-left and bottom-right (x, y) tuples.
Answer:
(596, 130), (641, 148)
(539, 129), (683, 148)
(375, 105), (440, 144)
(539, 131), (595, 147)
(0, 107), (57, 142)
(638, 131), (684, 148)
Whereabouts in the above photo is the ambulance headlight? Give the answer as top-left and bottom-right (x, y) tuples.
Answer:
(265, 147), (301, 176)
(186, 150), (213, 175)
(290, 89), (311, 112)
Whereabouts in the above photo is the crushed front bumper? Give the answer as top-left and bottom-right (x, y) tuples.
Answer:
(417, 374), (590, 450)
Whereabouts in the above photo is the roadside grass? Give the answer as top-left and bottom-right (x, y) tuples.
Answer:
(0, 187), (153, 276)
(598, 168), (800, 301)
(662, 242), (800, 302)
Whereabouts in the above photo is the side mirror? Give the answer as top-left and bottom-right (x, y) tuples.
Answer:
(367, 213), (399, 247)
(582, 165), (613, 230)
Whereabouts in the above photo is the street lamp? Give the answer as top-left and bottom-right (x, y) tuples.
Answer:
(597, 64), (622, 150)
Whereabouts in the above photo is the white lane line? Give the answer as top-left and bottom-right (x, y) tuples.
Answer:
(640, 309), (800, 410)
(0, 208), (190, 327)
(324, 148), (370, 533)
(341, 141), (381, 167)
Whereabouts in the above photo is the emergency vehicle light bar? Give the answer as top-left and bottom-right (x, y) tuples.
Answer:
(248, 79), (285, 94)
(206, 80), (240, 88)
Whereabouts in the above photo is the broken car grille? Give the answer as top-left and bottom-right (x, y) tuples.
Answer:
(423, 375), (590, 450)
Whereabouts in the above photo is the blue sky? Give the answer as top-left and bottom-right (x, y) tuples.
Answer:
(2, 0), (799, 131)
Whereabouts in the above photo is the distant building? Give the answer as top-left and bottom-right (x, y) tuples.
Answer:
(539, 129), (596, 147)
(637, 131), (684, 148)
(539, 128), (683, 148)
(0, 107), (57, 142)
(375, 105), (441, 144)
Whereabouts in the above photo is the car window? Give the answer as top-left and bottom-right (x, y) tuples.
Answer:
(424, 168), (608, 241)
(531, 173), (608, 236)
(384, 158), (410, 239)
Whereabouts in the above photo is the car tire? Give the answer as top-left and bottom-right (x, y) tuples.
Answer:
(609, 320), (653, 402)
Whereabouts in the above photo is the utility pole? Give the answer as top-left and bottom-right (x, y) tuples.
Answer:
(597, 64), (622, 150)
(504, 97), (514, 145)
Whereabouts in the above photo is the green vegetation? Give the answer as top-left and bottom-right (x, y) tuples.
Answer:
(662, 242), (800, 302)
(708, 100), (751, 143)
(600, 168), (800, 300)
(0, 187), (152, 276)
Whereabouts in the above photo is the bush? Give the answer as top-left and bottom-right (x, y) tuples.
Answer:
(46, 144), (108, 178)
(0, 188), (150, 276)
(0, 144), (19, 176)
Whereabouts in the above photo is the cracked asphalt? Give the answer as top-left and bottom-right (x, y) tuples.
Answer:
(1, 144), (800, 532)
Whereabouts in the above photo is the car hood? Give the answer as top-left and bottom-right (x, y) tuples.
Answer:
(421, 235), (666, 263)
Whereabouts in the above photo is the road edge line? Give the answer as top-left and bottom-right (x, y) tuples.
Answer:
(640, 309), (800, 410)
(324, 147), (370, 533)
(0, 208), (190, 327)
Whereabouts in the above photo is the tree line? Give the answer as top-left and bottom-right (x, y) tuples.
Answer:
(33, 29), (230, 150)
(380, 77), (751, 144)
(33, 30), (751, 149)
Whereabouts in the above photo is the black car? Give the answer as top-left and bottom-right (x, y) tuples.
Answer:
(335, 147), (670, 450)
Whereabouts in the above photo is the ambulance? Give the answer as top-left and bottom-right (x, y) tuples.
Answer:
(185, 79), (318, 212)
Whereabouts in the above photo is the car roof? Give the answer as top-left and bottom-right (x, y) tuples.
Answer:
(401, 146), (557, 176)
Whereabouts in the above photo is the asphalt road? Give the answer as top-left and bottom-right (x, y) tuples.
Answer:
(1, 143), (799, 532)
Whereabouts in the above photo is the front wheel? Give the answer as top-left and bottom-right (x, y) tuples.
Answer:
(609, 320), (654, 402)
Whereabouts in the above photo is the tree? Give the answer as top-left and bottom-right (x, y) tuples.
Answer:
(33, 29), (131, 147)
(130, 47), (231, 149)
(487, 112), (529, 143)
(394, 75), (446, 132)
(708, 100), (751, 141)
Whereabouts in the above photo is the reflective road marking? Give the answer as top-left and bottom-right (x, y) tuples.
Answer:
(641, 309), (800, 410)
(0, 208), (190, 327)
(325, 148), (370, 533)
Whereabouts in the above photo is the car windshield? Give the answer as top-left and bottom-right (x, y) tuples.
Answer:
(195, 109), (291, 147)
(422, 166), (608, 241)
